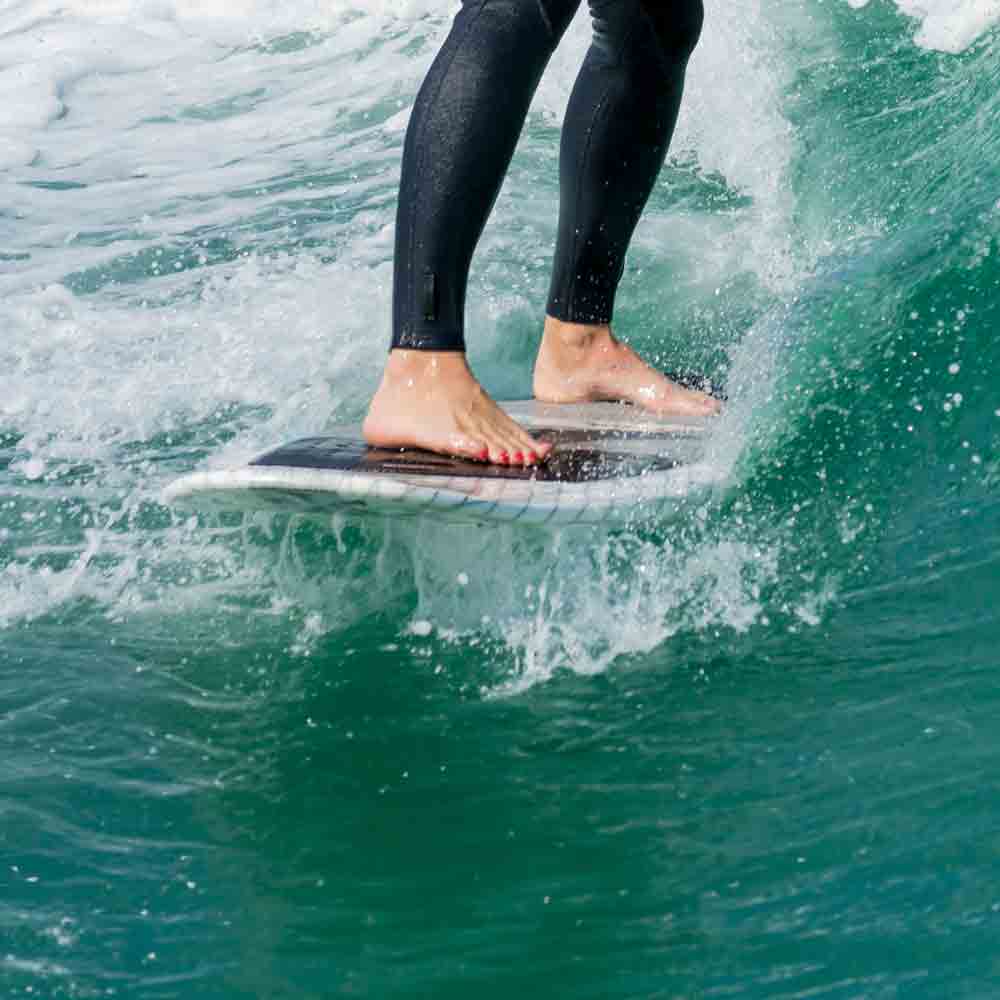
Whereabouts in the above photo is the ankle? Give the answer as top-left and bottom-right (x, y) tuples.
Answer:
(383, 349), (471, 385)
(542, 316), (611, 353)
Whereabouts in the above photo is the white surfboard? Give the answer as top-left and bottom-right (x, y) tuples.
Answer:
(163, 401), (717, 525)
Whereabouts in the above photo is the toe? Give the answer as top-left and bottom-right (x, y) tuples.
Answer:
(502, 432), (527, 464)
(521, 435), (547, 465)
(533, 438), (553, 460)
(516, 429), (540, 455)
(513, 425), (543, 457)
(484, 435), (510, 466)
(524, 439), (552, 464)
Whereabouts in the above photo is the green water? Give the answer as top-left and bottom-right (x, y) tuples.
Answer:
(2, 2), (1000, 996)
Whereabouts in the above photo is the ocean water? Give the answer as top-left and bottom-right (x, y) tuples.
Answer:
(2, 0), (1000, 995)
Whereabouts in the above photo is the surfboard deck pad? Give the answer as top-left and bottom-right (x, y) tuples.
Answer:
(164, 401), (715, 525)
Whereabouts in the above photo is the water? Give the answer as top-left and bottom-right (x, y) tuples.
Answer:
(3, 0), (1000, 995)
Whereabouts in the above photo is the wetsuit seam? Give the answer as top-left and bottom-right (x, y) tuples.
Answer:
(402, 0), (490, 351)
(565, 81), (614, 322)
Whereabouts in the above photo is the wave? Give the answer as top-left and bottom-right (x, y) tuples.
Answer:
(1, 0), (998, 690)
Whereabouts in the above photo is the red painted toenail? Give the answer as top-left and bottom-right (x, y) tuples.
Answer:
(514, 451), (524, 462)
(499, 451), (509, 463)
(528, 451), (538, 464)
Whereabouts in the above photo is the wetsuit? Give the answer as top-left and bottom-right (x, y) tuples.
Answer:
(391, 0), (704, 352)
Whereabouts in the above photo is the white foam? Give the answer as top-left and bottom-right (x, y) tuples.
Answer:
(846, 0), (1000, 52)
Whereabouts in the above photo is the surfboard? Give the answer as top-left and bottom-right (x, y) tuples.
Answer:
(163, 401), (716, 525)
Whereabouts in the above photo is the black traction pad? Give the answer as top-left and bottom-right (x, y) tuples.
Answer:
(251, 432), (679, 483)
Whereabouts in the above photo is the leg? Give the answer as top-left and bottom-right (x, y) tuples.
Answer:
(533, 0), (721, 417)
(365, 0), (580, 465)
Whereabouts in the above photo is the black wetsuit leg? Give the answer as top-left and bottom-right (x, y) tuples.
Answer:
(546, 0), (704, 324)
(392, 0), (580, 351)
(390, 0), (704, 352)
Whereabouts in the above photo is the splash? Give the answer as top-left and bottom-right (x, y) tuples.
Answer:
(845, 0), (1000, 52)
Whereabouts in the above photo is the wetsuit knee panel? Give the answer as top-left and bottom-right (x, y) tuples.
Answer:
(638, 0), (704, 67)
(586, 0), (702, 81)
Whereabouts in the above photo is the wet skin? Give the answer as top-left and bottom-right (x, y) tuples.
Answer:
(362, 317), (721, 466)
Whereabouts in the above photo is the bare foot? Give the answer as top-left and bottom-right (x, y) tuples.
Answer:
(363, 350), (552, 466)
(533, 316), (722, 417)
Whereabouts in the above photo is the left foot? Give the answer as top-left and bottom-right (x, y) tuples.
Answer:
(532, 316), (722, 418)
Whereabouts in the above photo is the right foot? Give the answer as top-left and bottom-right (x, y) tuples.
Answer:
(533, 316), (722, 418)
(363, 350), (552, 466)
